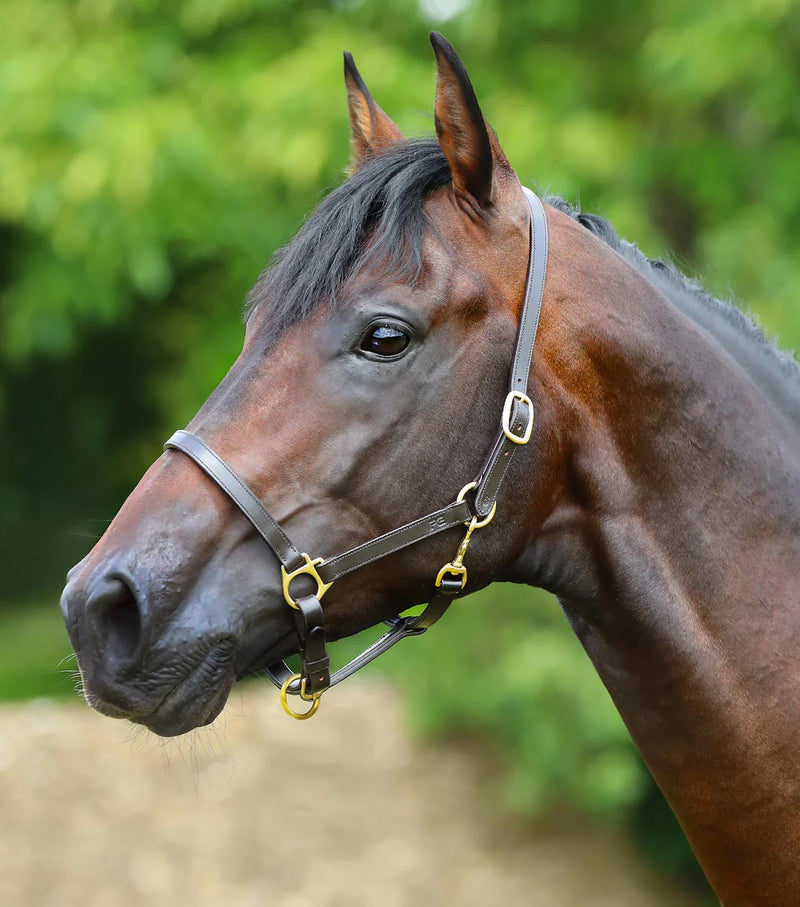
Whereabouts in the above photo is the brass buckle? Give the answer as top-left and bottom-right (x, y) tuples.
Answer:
(280, 673), (322, 720)
(281, 553), (332, 610)
(501, 391), (534, 444)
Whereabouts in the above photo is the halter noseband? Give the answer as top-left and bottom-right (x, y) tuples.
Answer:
(164, 187), (548, 719)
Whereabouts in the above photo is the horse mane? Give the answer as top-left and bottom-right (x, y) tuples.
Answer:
(546, 196), (800, 386)
(245, 136), (799, 392)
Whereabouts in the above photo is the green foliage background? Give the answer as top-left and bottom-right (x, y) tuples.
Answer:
(2, 0), (798, 897)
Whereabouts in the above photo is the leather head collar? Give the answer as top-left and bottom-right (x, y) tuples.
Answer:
(164, 187), (548, 719)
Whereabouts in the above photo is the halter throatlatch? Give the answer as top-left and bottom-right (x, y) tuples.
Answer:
(164, 187), (548, 719)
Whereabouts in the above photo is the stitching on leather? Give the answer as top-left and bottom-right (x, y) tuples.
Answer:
(513, 190), (546, 389)
(325, 511), (464, 576)
(479, 193), (545, 513)
(325, 503), (470, 575)
(333, 632), (394, 676)
(512, 201), (535, 384)
(331, 613), (428, 684)
(335, 503), (467, 560)
(522, 203), (547, 379)
(476, 441), (513, 512)
(173, 433), (296, 560)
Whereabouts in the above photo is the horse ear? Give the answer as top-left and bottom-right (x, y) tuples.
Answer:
(430, 32), (504, 211)
(343, 52), (405, 167)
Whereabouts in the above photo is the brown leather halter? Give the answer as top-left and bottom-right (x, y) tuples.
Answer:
(164, 186), (548, 719)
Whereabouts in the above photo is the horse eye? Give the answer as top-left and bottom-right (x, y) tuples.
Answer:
(360, 324), (411, 358)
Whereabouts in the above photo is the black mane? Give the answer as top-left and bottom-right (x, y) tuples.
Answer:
(246, 137), (798, 390)
(547, 197), (800, 385)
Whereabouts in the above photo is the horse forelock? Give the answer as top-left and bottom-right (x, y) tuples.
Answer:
(244, 139), (452, 343)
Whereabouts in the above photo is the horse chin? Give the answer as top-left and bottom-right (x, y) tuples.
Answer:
(136, 671), (234, 737)
(83, 638), (238, 738)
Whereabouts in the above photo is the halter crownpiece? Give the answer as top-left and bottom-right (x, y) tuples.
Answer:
(164, 186), (548, 719)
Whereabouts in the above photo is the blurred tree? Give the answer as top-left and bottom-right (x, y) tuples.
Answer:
(1, 0), (798, 894)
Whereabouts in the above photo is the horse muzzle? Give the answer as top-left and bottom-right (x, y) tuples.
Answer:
(59, 546), (288, 736)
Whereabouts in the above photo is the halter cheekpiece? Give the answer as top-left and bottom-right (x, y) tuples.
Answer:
(164, 187), (548, 719)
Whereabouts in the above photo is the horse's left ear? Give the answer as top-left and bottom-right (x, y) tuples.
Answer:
(344, 52), (405, 167)
(430, 32), (509, 211)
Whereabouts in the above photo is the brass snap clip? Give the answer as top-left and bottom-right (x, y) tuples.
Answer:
(435, 483), (498, 591)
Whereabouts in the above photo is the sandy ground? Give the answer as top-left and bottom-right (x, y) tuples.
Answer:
(0, 680), (704, 907)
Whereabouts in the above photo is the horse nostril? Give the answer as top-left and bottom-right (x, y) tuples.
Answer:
(89, 576), (145, 668)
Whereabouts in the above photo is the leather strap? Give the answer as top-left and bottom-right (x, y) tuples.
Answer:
(166, 429), (475, 583)
(317, 500), (472, 583)
(512, 189), (548, 395)
(164, 431), (480, 697)
(266, 575), (463, 693)
(165, 429), (304, 571)
(292, 594), (330, 694)
(474, 187), (547, 516)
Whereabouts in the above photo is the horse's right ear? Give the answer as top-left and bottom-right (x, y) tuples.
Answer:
(344, 52), (405, 167)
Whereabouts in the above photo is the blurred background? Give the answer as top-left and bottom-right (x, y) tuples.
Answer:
(2, 0), (799, 904)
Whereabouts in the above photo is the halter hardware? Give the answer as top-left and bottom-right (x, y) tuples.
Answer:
(455, 480), (497, 527)
(502, 390), (534, 444)
(164, 187), (548, 721)
(435, 482), (499, 590)
(435, 515), (484, 590)
(281, 554), (332, 609)
(280, 672), (322, 720)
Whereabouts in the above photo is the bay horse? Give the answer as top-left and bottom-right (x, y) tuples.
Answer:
(60, 33), (800, 905)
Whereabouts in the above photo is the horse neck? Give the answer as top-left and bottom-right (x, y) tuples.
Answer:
(518, 210), (800, 905)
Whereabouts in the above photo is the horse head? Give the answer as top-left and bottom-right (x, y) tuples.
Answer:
(59, 29), (800, 904)
(60, 34), (553, 736)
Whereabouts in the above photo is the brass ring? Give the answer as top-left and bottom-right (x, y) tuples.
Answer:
(456, 481), (497, 528)
(280, 673), (321, 720)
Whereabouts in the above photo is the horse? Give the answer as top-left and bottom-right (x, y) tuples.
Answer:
(60, 32), (800, 905)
